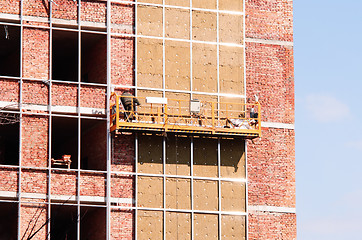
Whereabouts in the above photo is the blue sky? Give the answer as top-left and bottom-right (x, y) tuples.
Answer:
(295, 0), (362, 239)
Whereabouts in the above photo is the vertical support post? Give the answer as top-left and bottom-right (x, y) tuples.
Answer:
(162, 136), (166, 240)
(258, 102), (261, 134)
(217, 138), (222, 240)
(164, 103), (168, 126)
(106, 0), (112, 239)
(189, 0), (193, 100)
(134, 133), (139, 240)
(212, 102), (215, 128)
(134, 0), (139, 236)
(245, 139), (249, 240)
(17, 0), (24, 239)
(116, 95), (120, 129)
(190, 137), (194, 239)
(216, 0), (220, 118)
(47, 1), (53, 238)
(135, 0), (138, 99)
(162, 0), (166, 98)
(77, 0), (82, 238)
(157, 106), (161, 124)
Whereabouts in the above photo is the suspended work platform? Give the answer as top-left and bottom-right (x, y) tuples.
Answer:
(110, 92), (261, 138)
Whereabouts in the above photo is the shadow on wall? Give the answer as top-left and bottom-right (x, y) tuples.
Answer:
(136, 133), (245, 177)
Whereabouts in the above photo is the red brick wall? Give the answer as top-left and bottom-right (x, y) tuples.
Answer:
(20, 200), (48, 240)
(0, 1), (139, 239)
(21, 115), (49, 167)
(51, 171), (77, 196)
(246, 0), (296, 238)
(23, 0), (49, 18)
(248, 128), (295, 208)
(51, 82), (78, 106)
(80, 172), (106, 196)
(111, 209), (134, 240)
(111, 37), (134, 85)
(246, 0), (293, 42)
(246, 42), (294, 124)
(111, 3), (134, 34)
(22, 28), (49, 80)
(112, 134), (135, 172)
(0, 167), (18, 192)
(0, 79), (19, 103)
(52, 0), (77, 20)
(81, 0), (106, 24)
(22, 81), (49, 105)
(0, 0), (20, 15)
(21, 169), (48, 194)
(80, 86), (107, 109)
(111, 174), (134, 201)
(248, 212), (297, 240)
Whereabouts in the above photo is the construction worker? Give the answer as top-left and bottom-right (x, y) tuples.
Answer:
(120, 92), (140, 121)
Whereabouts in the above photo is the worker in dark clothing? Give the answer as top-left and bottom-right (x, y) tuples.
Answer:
(250, 107), (258, 119)
(120, 92), (141, 121)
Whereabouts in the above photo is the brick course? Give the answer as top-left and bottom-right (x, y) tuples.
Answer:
(111, 209), (134, 240)
(51, 82), (78, 106)
(0, 168), (18, 192)
(0, 79), (19, 103)
(248, 128), (295, 208)
(22, 28), (49, 80)
(246, 0), (293, 42)
(21, 115), (48, 167)
(248, 212), (297, 240)
(246, 42), (294, 124)
(0, 0), (20, 15)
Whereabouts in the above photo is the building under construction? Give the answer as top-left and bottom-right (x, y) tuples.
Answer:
(0, 0), (295, 239)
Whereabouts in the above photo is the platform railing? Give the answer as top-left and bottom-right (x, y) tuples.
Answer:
(110, 93), (261, 137)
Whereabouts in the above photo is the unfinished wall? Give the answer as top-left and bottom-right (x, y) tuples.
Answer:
(192, 43), (218, 93)
(166, 212), (191, 239)
(0, 0), (299, 239)
(135, 0), (245, 101)
(136, 134), (247, 239)
(165, 135), (191, 176)
(165, 41), (190, 91)
(219, 46), (244, 95)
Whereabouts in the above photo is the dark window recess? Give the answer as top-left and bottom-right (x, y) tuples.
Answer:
(52, 30), (78, 82)
(0, 119), (19, 166)
(0, 25), (20, 77)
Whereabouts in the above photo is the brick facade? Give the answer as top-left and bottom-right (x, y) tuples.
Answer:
(246, 0), (296, 238)
(0, 0), (294, 238)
